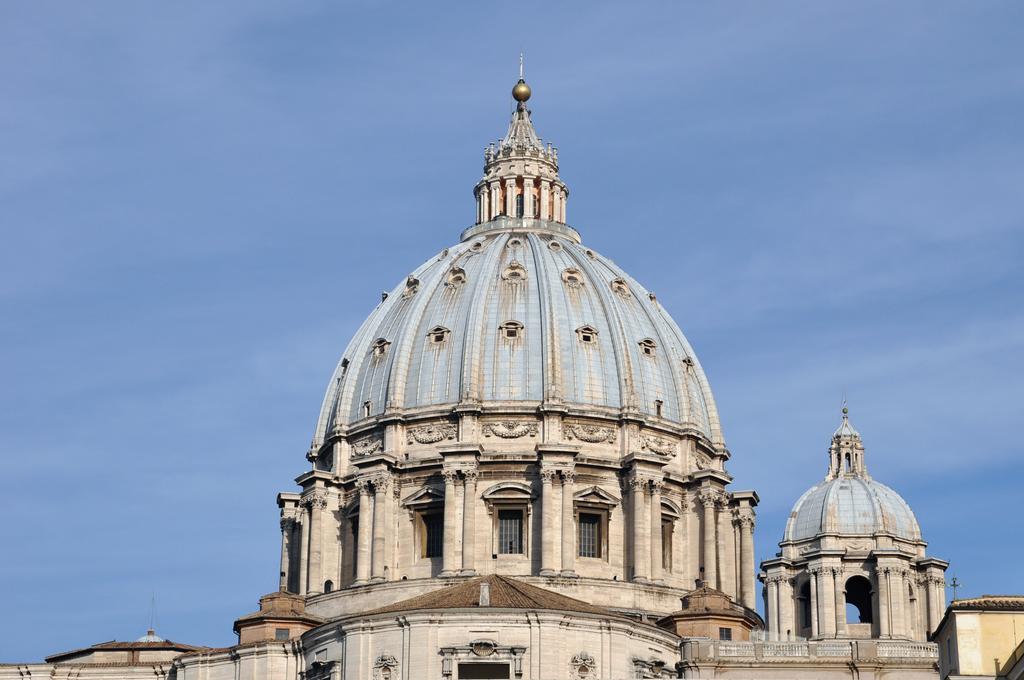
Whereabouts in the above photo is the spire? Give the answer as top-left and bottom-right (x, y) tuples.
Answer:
(473, 67), (569, 226)
(826, 405), (868, 480)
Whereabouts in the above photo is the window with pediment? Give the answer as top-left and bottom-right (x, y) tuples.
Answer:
(428, 325), (451, 345)
(499, 320), (524, 341)
(371, 337), (391, 358)
(575, 325), (598, 344)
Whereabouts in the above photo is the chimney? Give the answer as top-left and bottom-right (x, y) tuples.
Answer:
(479, 582), (490, 607)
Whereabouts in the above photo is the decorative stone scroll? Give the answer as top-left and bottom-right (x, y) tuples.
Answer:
(351, 435), (383, 458)
(482, 420), (538, 439)
(570, 652), (596, 679)
(373, 653), (399, 680)
(641, 433), (677, 457)
(406, 422), (457, 445)
(565, 423), (615, 444)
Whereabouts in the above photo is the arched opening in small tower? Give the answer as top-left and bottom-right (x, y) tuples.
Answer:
(799, 580), (812, 629)
(908, 582), (918, 637)
(844, 452), (852, 473)
(515, 192), (524, 218)
(845, 575), (874, 624)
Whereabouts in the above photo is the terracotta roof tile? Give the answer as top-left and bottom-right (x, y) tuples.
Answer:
(951, 595), (1024, 611)
(358, 575), (613, 617)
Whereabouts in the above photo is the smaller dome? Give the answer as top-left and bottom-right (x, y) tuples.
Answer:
(136, 628), (165, 642)
(784, 476), (921, 542)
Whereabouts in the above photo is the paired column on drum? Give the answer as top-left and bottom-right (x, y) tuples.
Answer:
(629, 476), (651, 582)
(736, 512), (756, 610)
(440, 465), (479, 577)
(649, 477), (665, 583)
(440, 469), (461, 577)
(560, 468), (576, 576)
(540, 468), (558, 576)
(461, 468), (478, 575)
(305, 489), (328, 594)
(352, 472), (393, 585)
(540, 465), (577, 577)
(699, 490), (720, 588)
(833, 566), (847, 637)
(278, 511), (299, 593)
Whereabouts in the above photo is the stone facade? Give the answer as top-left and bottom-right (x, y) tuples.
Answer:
(933, 595), (1024, 679)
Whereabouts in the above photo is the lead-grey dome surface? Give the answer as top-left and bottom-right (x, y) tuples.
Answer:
(784, 475), (921, 542)
(312, 219), (722, 447)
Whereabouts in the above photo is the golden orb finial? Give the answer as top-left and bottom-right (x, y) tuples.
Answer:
(512, 78), (531, 102)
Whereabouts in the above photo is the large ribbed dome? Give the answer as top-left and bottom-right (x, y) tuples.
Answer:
(312, 218), (722, 448)
(784, 476), (921, 542)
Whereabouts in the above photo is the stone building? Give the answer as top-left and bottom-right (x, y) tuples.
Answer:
(1, 75), (966, 680)
(676, 410), (949, 678)
(760, 409), (949, 643)
(933, 595), (1024, 679)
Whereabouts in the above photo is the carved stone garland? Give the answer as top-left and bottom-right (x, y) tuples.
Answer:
(351, 435), (384, 458)
(406, 422), (457, 445)
(565, 423), (616, 444)
(641, 433), (677, 457)
(482, 420), (539, 439)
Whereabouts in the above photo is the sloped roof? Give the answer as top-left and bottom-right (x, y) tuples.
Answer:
(44, 636), (202, 663)
(357, 575), (614, 618)
(951, 595), (1024, 611)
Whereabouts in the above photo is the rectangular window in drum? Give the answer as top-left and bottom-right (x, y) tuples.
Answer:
(497, 509), (523, 554)
(422, 512), (443, 558)
(578, 512), (601, 558)
(458, 663), (511, 679)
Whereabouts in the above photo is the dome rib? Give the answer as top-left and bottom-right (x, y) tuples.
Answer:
(567, 245), (639, 412)
(526, 233), (562, 402)
(459, 236), (506, 403)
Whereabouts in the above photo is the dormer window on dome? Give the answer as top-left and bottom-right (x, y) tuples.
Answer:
(428, 326), (451, 345)
(446, 267), (466, 287)
(611, 278), (630, 298)
(502, 262), (527, 282)
(576, 325), (598, 344)
(371, 338), (391, 358)
(639, 338), (657, 356)
(403, 276), (420, 298)
(562, 268), (583, 288)
(499, 320), (523, 341)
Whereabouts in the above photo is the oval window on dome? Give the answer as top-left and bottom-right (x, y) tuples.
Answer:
(507, 237), (523, 249)
(611, 278), (630, 298)
(470, 240), (485, 252)
(446, 267), (466, 288)
(562, 268), (583, 288)
(548, 240), (562, 252)
(502, 262), (527, 282)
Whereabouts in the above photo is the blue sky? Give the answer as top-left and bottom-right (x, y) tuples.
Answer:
(1, 1), (1022, 661)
